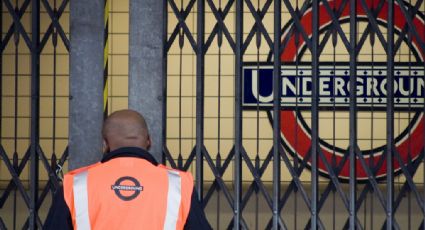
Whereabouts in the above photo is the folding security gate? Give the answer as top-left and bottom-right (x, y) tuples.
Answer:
(0, 0), (69, 229)
(164, 0), (425, 229)
(0, 0), (425, 229)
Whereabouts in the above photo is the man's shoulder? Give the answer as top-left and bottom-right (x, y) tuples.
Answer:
(157, 165), (194, 189)
(63, 162), (101, 180)
(158, 165), (193, 176)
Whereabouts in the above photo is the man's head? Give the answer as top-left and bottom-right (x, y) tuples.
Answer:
(102, 109), (151, 153)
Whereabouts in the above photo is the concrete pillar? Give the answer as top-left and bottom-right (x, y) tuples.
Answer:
(69, 0), (104, 170)
(129, 0), (165, 161)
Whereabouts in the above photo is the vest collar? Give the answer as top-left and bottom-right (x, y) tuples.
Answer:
(101, 147), (158, 166)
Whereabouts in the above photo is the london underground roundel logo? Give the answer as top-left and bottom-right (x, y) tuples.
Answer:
(111, 176), (144, 201)
(242, 0), (425, 181)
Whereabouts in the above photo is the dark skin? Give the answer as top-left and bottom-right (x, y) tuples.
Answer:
(102, 109), (151, 152)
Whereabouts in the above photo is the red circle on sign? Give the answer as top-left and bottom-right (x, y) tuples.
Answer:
(278, 0), (425, 180)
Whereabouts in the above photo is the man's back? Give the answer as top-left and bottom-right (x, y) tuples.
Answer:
(64, 153), (193, 229)
(44, 110), (211, 229)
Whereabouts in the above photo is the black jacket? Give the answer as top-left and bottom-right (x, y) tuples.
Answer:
(43, 147), (211, 230)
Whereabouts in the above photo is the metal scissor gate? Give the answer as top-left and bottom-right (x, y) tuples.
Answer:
(163, 0), (425, 229)
(0, 0), (425, 229)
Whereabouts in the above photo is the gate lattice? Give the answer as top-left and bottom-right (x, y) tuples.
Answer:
(0, 0), (424, 229)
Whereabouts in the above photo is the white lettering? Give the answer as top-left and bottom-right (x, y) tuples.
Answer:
(334, 77), (346, 96)
(398, 77), (414, 96)
(366, 77), (379, 96)
(283, 77), (297, 96)
(417, 78), (424, 97)
(303, 77), (312, 96)
(251, 70), (273, 102)
(319, 77), (331, 96)
(356, 77), (364, 96)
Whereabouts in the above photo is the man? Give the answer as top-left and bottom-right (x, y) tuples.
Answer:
(44, 109), (211, 229)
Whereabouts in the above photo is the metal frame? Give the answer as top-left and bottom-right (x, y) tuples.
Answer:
(0, 0), (69, 228)
(0, 0), (424, 229)
(165, 0), (425, 229)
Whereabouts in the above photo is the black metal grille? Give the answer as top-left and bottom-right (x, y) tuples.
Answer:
(0, 0), (69, 228)
(0, 0), (424, 229)
(164, 0), (425, 229)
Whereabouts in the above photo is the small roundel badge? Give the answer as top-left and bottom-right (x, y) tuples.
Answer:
(111, 176), (144, 201)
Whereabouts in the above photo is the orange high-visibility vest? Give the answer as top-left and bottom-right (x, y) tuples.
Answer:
(63, 157), (193, 230)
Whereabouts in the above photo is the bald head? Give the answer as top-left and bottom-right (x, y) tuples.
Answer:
(102, 109), (151, 152)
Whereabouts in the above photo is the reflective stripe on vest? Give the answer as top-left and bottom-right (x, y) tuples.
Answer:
(73, 171), (91, 230)
(163, 170), (182, 229)
(72, 169), (183, 230)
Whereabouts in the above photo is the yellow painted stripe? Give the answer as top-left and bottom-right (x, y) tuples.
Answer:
(103, 0), (109, 115)
(104, 0), (109, 27)
(103, 78), (108, 111)
(104, 38), (108, 68)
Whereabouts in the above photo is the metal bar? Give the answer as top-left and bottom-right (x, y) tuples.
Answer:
(264, 150), (312, 229)
(203, 147), (235, 204)
(0, 147), (32, 208)
(168, 0), (197, 52)
(0, 147), (31, 208)
(393, 0), (423, 56)
(358, 0), (388, 52)
(393, 149), (425, 210)
(380, 156), (422, 229)
(321, 0), (351, 52)
(183, 147), (196, 170)
(203, 147), (249, 229)
(0, 218), (5, 230)
(311, 0), (319, 228)
(386, 0), (395, 229)
(0, 0), (30, 53)
(420, 6), (425, 230)
(52, 0), (58, 160)
(393, 150), (424, 210)
(39, 0), (69, 52)
(30, 0), (40, 227)
(304, 150), (353, 229)
(3, 0), (32, 50)
(279, 145), (325, 229)
(165, 0), (195, 52)
(195, 0), (205, 203)
(234, 0), (243, 227)
(272, 0), (281, 228)
(316, 148), (363, 227)
(38, 146), (59, 191)
(0, 0), (3, 146)
(317, 0), (349, 56)
(205, 0), (235, 52)
(244, 0), (273, 50)
(395, 0), (425, 52)
(40, 0), (69, 51)
(356, 148), (400, 228)
(241, 0), (272, 54)
(341, 152), (387, 229)
(282, 0), (313, 51)
(349, 0), (357, 228)
(204, 0), (236, 52)
(240, 149), (286, 226)
(355, 0), (385, 55)
(277, 0), (311, 56)
(239, 148), (273, 210)
(163, 146), (178, 168)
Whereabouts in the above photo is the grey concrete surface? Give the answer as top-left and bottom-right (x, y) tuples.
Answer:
(128, 0), (165, 161)
(69, 0), (104, 170)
